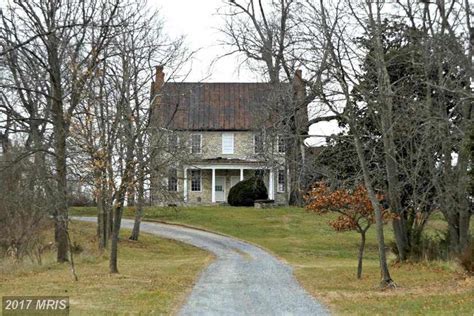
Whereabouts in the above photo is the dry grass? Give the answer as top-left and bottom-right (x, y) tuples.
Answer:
(70, 206), (474, 315)
(0, 221), (212, 315)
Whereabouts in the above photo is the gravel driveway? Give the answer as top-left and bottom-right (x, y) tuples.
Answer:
(75, 217), (329, 316)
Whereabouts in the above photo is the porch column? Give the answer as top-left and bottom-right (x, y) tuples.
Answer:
(211, 168), (216, 203)
(240, 168), (244, 181)
(183, 167), (188, 202)
(269, 168), (274, 200)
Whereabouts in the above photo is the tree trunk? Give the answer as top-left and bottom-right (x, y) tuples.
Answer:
(53, 116), (69, 263)
(357, 231), (366, 279)
(48, 27), (69, 263)
(127, 173), (136, 207)
(109, 55), (135, 273)
(351, 124), (394, 287)
(129, 150), (145, 241)
(96, 169), (108, 250)
(109, 203), (123, 274)
(368, 1), (409, 260)
(129, 199), (143, 241)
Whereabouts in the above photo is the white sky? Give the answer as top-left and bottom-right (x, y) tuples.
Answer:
(155, 0), (257, 82)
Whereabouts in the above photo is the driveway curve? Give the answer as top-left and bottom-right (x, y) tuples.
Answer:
(75, 217), (329, 316)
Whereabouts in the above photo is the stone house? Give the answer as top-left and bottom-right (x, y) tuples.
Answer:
(150, 66), (306, 205)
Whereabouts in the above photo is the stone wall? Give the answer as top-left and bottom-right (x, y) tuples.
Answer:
(150, 130), (289, 206)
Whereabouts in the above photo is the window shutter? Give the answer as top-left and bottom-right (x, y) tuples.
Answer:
(222, 133), (234, 154)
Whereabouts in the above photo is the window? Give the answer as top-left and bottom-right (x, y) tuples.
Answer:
(168, 134), (178, 152)
(254, 133), (264, 154)
(277, 169), (286, 192)
(168, 168), (178, 192)
(191, 134), (202, 154)
(222, 133), (234, 154)
(277, 135), (286, 153)
(191, 170), (201, 191)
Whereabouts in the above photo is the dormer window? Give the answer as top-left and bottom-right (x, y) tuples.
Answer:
(191, 134), (202, 154)
(222, 133), (234, 154)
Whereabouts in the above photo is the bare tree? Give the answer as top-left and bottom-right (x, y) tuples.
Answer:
(220, 0), (320, 205)
(68, 1), (189, 271)
(0, 0), (141, 263)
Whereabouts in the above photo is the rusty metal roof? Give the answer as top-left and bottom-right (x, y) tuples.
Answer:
(153, 82), (291, 131)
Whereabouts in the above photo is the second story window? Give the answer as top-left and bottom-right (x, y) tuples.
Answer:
(277, 135), (286, 153)
(168, 168), (178, 192)
(168, 134), (178, 152)
(191, 134), (202, 154)
(191, 170), (201, 191)
(254, 133), (264, 154)
(222, 133), (234, 154)
(277, 169), (286, 192)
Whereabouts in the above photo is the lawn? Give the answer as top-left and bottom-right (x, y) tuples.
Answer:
(0, 220), (212, 315)
(72, 206), (474, 315)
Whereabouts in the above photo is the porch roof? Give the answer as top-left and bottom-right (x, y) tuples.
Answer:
(186, 157), (269, 169)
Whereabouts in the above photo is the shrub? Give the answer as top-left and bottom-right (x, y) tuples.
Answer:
(0, 156), (50, 262)
(68, 193), (95, 207)
(457, 243), (474, 275)
(389, 232), (450, 262)
(70, 241), (84, 255)
(228, 177), (268, 206)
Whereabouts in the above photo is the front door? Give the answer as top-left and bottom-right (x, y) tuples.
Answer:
(215, 176), (226, 202)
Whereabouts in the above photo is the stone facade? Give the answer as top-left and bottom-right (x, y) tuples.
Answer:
(151, 130), (288, 206)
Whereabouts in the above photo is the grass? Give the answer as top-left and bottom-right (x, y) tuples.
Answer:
(0, 220), (212, 315)
(71, 205), (474, 315)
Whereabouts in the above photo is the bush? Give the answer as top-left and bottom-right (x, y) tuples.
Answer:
(0, 155), (50, 262)
(457, 243), (473, 275)
(389, 232), (450, 261)
(227, 176), (268, 206)
(68, 193), (95, 207)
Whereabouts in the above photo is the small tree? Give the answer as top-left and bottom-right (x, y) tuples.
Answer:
(306, 182), (387, 279)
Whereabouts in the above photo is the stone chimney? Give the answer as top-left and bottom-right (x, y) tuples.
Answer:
(155, 65), (165, 87)
(150, 66), (166, 132)
(292, 69), (307, 120)
(151, 65), (165, 98)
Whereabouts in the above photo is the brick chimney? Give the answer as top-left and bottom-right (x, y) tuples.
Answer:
(292, 69), (308, 134)
(151, 65), (165, 98)
(155, 65), (165, 91)
(150, 66), (166, 129)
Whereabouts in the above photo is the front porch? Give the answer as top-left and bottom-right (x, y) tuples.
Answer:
(183, 162), (279, 205)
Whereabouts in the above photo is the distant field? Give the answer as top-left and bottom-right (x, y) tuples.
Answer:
(71, 205), (474, 315)
(0, 221), (212, 315)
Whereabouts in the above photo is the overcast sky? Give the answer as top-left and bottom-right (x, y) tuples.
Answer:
(156, 0), (257, 82)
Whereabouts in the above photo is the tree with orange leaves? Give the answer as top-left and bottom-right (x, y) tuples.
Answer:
(306, 182), (389, 279)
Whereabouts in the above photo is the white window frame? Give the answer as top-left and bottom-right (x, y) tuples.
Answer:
(277, 169), (286, 193)
(222, 133), (234, 154)
(190, 169), (202, 192)
(167, 167), (178, 192)
(277, 135), (285, 153)
(254, 133), (264, 154)
(191, 134), (202, 154)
